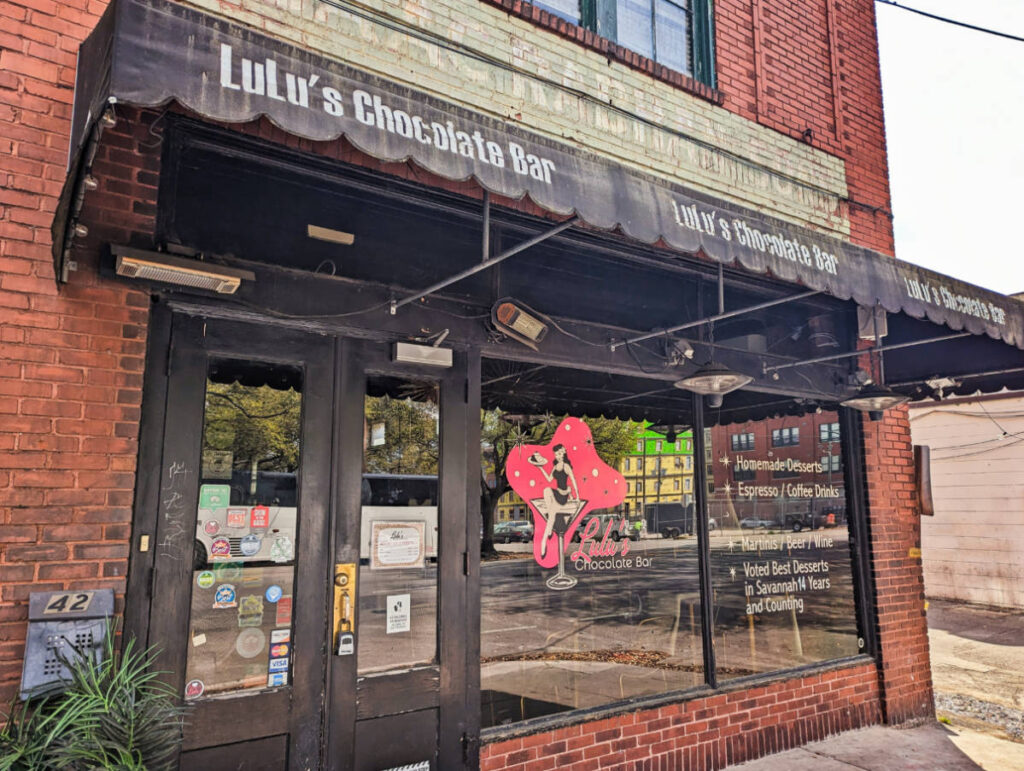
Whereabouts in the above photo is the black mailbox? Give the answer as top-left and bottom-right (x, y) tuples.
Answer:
(20, 589), (115, 700)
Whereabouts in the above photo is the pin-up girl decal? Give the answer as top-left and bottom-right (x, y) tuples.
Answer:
(506, 418), (626, 589)
(534, 444), (578, 557)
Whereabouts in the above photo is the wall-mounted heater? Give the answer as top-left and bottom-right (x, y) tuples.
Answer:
(112, 245), (255, 295)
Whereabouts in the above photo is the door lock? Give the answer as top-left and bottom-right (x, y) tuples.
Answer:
(333, 563), (356, 656)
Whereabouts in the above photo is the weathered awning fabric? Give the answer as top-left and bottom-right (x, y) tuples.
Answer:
(56, 0), (1024, 351)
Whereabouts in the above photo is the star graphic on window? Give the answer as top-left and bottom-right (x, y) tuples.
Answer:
(723, 482), (732, 495)
(720, 455), (730, 465)
(729, 566), (737, 580)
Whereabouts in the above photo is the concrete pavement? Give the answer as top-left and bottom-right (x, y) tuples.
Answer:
(729, 722), (1022, 770)
(729, 599), (1024, 770)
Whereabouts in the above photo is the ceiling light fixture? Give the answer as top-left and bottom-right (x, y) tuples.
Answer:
(839, 383), (910, 413)
(674, 361), (753, 397)
(113, 246), (254, 295)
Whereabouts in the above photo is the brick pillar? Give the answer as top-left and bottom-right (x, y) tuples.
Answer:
(861, 405), (934, 724)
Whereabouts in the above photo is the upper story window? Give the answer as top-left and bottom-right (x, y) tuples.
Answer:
(771, 427), (800, 447)
(819, 422), (840, 443)
(534, 0), (716, 86)
(730, 432), (754, 452)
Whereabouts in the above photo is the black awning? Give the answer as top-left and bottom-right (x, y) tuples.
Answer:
(55, 0), (1024, 354)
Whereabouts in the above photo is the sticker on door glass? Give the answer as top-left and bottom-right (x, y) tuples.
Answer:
(270, 629), (291, 644)
(213, 584), (237, 609)
(240, 534), (262, 557)
(235, 627), (266, 659)
(209, 538), (231, 560)
(267, 672), (288, 688)
(216, 562), (243, 581)
(386, 593), (411, 634)
(199, 484), (231, 509)
(238, 595), (264, 627)
(196, 571), (215, 589)
(371, 522), (425, 570)
(269, 642), (290, 658)
(202, 449), (234, 480)
(203, 519), (221, 536)
(250, 505), (269, 529)
(270, 535), (293, 563)
(265, 585), (282, 603)
(275, 595), (292, 627)
(184, 679), (205, 700)
(226, 507), (247, 528)
(268, 657), (289, 673)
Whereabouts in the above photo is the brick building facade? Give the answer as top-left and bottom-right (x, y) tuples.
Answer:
(1, 0), (1019, 768)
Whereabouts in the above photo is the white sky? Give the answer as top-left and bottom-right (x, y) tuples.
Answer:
(876, 0), (1024, 294)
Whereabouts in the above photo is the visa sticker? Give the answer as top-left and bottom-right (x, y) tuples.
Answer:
(268, 657), (289, 672)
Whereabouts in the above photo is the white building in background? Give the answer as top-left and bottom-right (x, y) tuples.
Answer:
(909, 393), (1024, 609)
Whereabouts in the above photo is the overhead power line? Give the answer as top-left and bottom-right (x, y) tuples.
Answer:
(876, 0), (1024, 43)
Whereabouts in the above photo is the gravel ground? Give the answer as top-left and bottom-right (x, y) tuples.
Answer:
(937, 692), (1024, 743)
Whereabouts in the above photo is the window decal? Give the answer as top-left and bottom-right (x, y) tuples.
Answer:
(505, 418), (626, 589)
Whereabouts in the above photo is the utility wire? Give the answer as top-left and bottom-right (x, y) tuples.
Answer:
(876, 0), (1024, 43)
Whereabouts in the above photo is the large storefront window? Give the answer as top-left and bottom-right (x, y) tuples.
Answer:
(479, 360), (865, 729)
(706, 409), (859, 678)
(480, 412), (703, 727)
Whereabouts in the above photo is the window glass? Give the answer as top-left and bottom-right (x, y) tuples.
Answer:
(536, 0), (581, 22)
(654, 0), (691, 74)
(358, 377), (440, 675)
(771, 427), (800, 447)
(185, 361), (302, 699)
(617, 0), (655, 60)
(730, 432), (754, 452)
(481, 412), (702, 727)
(706, 411), (858, 679)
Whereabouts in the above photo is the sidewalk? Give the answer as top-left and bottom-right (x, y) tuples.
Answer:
(729, 722), (1023, 770)
(731, 599), (1024, 770)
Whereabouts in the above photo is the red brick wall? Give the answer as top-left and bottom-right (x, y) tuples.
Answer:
(481, 663), (881, 770)
(0, 5), (159, 696)
(860, 406), (934, 723)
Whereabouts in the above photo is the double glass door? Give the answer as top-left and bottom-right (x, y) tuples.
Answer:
(142, 314), (472, 770)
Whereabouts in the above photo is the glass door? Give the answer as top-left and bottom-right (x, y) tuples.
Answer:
(147, 315), (334, 770)
(327, 340), (474, 771)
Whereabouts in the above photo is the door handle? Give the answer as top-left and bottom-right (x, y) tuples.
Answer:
(333, 563), (356, 656)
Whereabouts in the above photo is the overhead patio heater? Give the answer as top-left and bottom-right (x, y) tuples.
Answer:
(674, 361), (753, 408)
(113, 246), (254, 295)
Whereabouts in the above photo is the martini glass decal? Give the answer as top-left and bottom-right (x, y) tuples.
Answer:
(531, 498), (586, 590)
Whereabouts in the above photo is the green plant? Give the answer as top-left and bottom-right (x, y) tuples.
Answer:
(0, 628), (185, 770)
